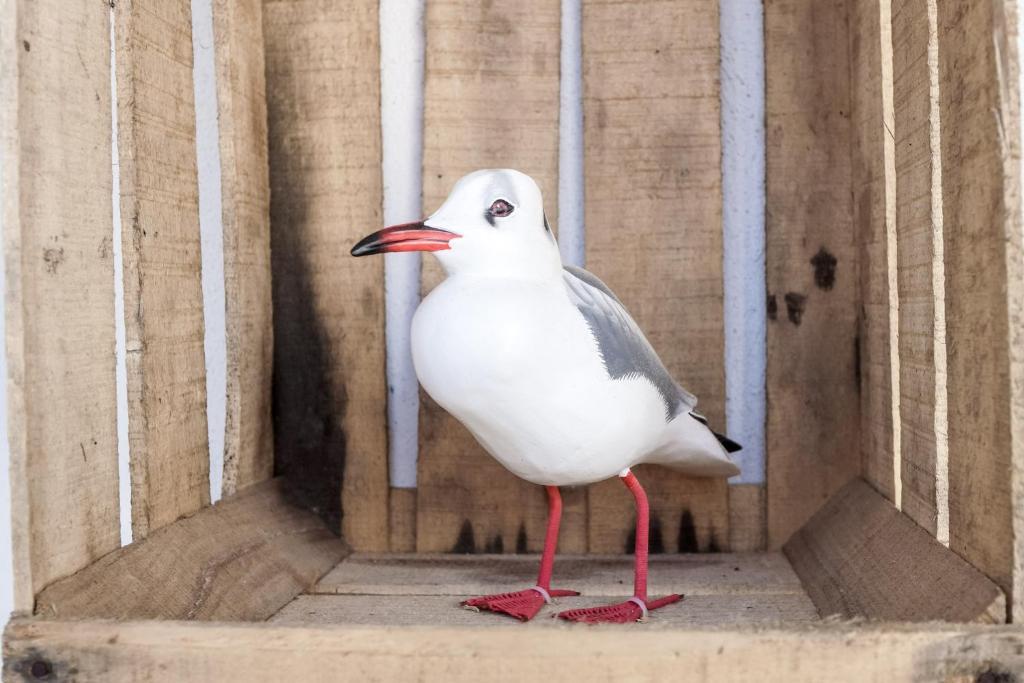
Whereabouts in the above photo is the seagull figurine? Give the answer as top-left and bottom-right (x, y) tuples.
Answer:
(352, 169), (741, 624)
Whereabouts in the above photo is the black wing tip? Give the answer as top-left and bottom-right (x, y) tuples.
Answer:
(713, 431), (743, 453)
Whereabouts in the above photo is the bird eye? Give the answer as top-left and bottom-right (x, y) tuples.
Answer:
(489, 199), (514, 218)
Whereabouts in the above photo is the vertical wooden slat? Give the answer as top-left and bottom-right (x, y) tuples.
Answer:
(583, 0), (728, 553)
(211, 0), (273, 494)
(728, 484), (765, 552)
(891, 0), (946, 538)
(936, 0), (1022, 606)
(2, 0), (119, 603)
(416, 0), (575, 554)
(263, 0), (388, 550)
(851, 0), (899, 506)
(115, 0), (210, 538)
(765, 0), (859, 548)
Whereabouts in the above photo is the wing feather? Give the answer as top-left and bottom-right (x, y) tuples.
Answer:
(562, 265), (696, 420)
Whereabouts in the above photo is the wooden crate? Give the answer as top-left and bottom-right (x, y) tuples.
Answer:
(2, 0), (1024, 680)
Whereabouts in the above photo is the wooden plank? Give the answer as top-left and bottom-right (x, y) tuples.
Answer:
(211, 0), (273, 494)
(7, 620), (1024, 682)
(851, 0), (899, 505)
(728, 484), (765, 552)
(271, 593), (818, 627)
(936, 0), (1023, 611)
(388, 487), (416, 552)
(1, 0), (120, 604)
(263, 0), (388, 548)
(312, 553), (806, 597)
(783, 478), (1005, 623)
(33, 479), (348, 621)
(891, 0), (947, 539)
(764, 0), (859, 548)
(115, 0), (210, 537)
(416, 0), (573, 554)
(582, 0), (728, 554)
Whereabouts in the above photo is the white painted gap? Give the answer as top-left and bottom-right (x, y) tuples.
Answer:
(720, 0), (766, 485)
(110, 6), (133, 546)
(558, 0), (584, 268)
(191, 0), (227, 504)
(879, 0), (902, 510)
(925, 0), (950, 546)
(380, 0), (425, 489)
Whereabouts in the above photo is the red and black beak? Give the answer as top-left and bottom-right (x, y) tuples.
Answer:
(350, 221), (460, 257)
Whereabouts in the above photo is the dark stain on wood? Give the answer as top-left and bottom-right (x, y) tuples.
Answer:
(767, 293), (778, 320)
(485, 534), (504, 554)
(784, 292), (807, 325)
(625, 514), (665, 554)
(810, 247), (838, 290)
(705, 528), (721, 553)
(270, 191), (345, 533)
(678, 509), (699, 552)
(515, 523), (528, 553)
(451, 519), (476, 554)
(5, 648), (73, 682)
(974, 669), (1016, 683)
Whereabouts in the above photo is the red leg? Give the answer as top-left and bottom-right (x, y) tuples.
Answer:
(557, 470), (682, 624)
(462, 486), (579, 620)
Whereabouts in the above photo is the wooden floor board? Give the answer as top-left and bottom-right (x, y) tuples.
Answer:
(269, 553), (816, 627)
(271, 593), (818, 628)
(312, 553), (804, 598)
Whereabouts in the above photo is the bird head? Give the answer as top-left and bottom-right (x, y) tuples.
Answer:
(351, 169), (562, 279)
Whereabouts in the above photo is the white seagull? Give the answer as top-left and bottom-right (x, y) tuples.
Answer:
(352, 169), (740, 623)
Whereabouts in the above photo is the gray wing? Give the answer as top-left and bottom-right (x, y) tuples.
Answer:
(563, 265), (697, 421)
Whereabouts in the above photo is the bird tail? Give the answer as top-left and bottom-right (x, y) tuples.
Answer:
(643, 413), (741, 478)
(713, 431), (743, 454)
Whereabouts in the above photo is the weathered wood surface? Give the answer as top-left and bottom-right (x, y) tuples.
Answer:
(784, 479), (1005, 623)
(416, 0), (571, 554)
(212, 0), (273, 494)
(583, 0), (728, 554)
(34, 480), (348, 621)
(764, 0), (859, 548)
(6, 619), (1024, 682)
(263, 0), (389, 548)
(273, 593), (818, 627)
(388, 487), (416, 552)
(851, 0), (899, 505)
(1, 0), (120, 606)
(312, 552), (806, 597)
(728, 484), (765, 552)
(892, 0), (947, 539)
(115, 0), (210, 537)
(935, 0), (1023, 613)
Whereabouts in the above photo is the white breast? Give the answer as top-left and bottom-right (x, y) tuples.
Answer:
(411, 275), (668, 486)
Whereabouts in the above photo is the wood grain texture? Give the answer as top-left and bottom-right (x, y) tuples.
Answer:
(34, 479), (348, 621)
(115, 0), (210, 537)
(582, 0), (728, 554)
(416, 0), (574, 554)
(7, 620), (1024, 682)
(272, 593), (818, 627)
(312, 552), (806, 597)
(728, 484), (765, 552)
(1, 0), (119, 605)
(764, 0), (859, 548)
(936, 0), (1023, 611)
(263, 0), (388, 548)
(892, 0), (946, 538)
(388, 487), (416, 552)
(851, 0), (899, 504)
(212, 0), (273, 494)
(784, 478), (1005, 623)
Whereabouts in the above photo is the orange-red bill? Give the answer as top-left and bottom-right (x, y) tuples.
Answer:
(350, 221), (460, 256)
